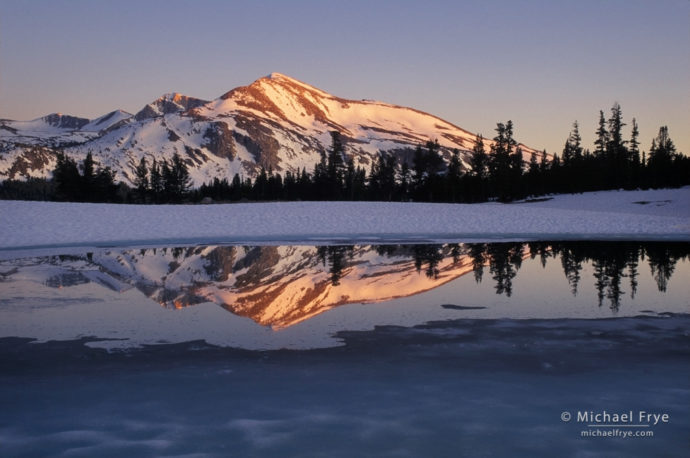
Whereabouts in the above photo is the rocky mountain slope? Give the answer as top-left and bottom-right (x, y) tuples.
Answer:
(0, 73), (537, 185)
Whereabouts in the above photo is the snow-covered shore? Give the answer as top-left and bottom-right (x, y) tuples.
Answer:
(1, 187), (688, 250)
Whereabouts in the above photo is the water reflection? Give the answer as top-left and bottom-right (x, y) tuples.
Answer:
(525, 242), (687, 310)
(1, 242), (688, 327)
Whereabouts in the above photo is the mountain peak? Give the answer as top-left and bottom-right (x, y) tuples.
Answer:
(41, 113), (90, 130)
(266, 72), (289, 80)
(159, 92), (186, 103)
(134, 93), (209, 121)
(1, 72), (540, 185)
(257, 72), (330, 96)
(82, 109), (133, 132)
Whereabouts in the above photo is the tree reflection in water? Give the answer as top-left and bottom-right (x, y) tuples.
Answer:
(312, 241), (687, 310)
(317, 245), (354, 286)
(525, 242), (687, 310)
(19, 241), (688, 322)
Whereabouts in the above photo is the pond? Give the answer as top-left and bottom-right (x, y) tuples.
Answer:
(1, 241), (688, 456)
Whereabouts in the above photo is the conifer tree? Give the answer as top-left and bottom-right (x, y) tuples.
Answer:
(647, 126), (676, 188)
(134, 156), (149, 202)
(488, 121), (516, 201)
(606, 103), (628, 188)
(509, 146), (524, 199)
(312, 150), (329, 200)
(411, 145), (426, 197)
(150, 159), (163, 202)
(93, 166), (118, 202)
(171, 153), (191, 199)
(446, 149), (463, 202)
(467, 134), (488, 201)
(252, 166), (269, 200)
(343, 159), (356, 200)
(398, 161), (411, 201)
(81, 152), (96, 196)
(326, 131), (346, 199)
(368, 152), (397, 201)
(629, 118), (640, 163)
(594, 110), (608, 159)
(628, 118), (641, 188)
(53, 152), (81, 201)
(607, 103), (626, 152)
(469, 134), (488, 180)
(561, 121), (584, 192)
(161, 160), (173, 201)
(527, 151), (541, 196)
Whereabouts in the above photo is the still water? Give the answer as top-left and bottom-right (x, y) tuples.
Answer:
(1, 242), (688, 349)
(1, 241), (688, 457)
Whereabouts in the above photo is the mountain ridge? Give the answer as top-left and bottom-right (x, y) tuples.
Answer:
(0, 73), (539, 185)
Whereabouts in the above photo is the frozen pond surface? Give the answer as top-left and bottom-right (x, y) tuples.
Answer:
(1, 241), (689, 456)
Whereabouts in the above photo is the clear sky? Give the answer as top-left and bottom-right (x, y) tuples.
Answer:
(1, 0), (688, 155)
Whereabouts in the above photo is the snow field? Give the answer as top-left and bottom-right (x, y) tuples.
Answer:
(0, 187), (688, 250)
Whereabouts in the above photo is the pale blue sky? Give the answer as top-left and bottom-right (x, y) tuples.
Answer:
(1, 0), (688, 155)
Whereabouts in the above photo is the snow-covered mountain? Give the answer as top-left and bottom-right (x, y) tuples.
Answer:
(133, 93), (209, 121)
(0, 73), (537, 185)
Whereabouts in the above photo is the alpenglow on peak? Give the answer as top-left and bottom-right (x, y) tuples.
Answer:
(0, 73), (538, 186)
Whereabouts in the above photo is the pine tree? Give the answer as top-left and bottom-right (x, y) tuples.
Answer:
(570, 121), (583, 158)
(509, 146), (524, 199)
(343, 158), (356, 200)
(488, 121), (517, 201)
(134, 156), (149, 202)
(174, 153), (191, 197)
(607, 103), (626, 153)
(411, 145), (426, 198)
(469, 134), (488, 180)
(647, 126), (677, 188)
(527, 151), (541, 196)
(368, 152), (397, 201)
(312, 150), (329, 200)
(53, 152), (81, 201)
(539, 150), (548, 174)
(629, 118), (640, 162)
(606, 102), (628, 188)
(561, 121), (584, 192)
(591, 110), (609, 190)
(161, 160), (173, 202)
(398, 161), (411, 201)
(446, 149), (463, 202)
(326, 131), (346, 199)
(93, 166), (118, 202)
(150, 159), (163, 202)
(252, 166), (269, 200)
(594, 110), (608, 159)
(628, 118), (641, 188)
(81, 152), (96, 194)
(468, 134), (488, 201)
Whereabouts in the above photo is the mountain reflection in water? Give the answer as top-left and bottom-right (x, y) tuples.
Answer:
(1, 242), (687, 328)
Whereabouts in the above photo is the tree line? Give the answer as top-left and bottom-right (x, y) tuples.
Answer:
(1, 103), (688, 203)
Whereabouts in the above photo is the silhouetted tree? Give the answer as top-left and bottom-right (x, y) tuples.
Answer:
(53, 153), (81, 201)
(647, 126), (677, 188)
(150, 159), (163, 202)
(326, 131), (346, 199)
(445, 149), (463, 202)
(134, 156), (149, 202)
(488, 121), (517, 201)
